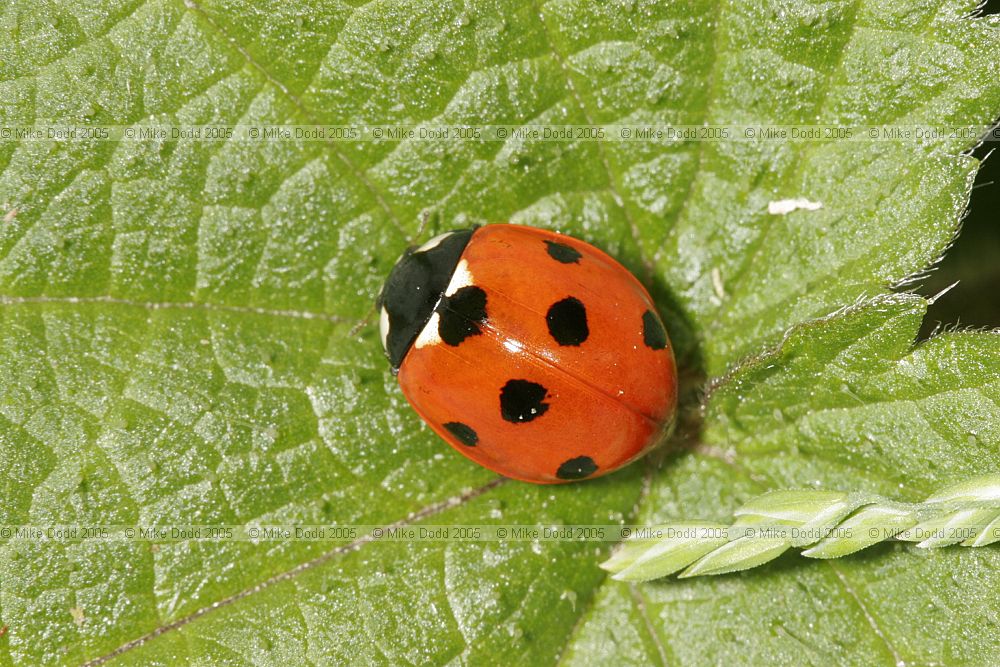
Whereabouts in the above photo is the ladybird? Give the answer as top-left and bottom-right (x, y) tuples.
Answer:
(377, 223), (677, 484)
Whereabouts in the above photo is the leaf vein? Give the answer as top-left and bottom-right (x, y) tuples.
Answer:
(80, 477), (507, 665)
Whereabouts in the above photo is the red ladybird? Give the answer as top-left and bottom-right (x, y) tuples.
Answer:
(377, 223), (677, 484)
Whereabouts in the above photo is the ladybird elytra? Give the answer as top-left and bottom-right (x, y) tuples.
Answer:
(377, 223), (678, 484)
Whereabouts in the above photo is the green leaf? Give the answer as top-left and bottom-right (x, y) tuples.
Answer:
(804, 505), (916, 558)
(600, 474), (1000, 576)
(566, 296), (1000, 665)
(1, 0), (1000, 665)
(600, 522), (729, 581)
(678, 534), (792, 578)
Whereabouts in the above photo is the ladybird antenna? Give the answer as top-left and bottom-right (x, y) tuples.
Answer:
(347, 311), (374, 337)
(413, 208), (433, 244)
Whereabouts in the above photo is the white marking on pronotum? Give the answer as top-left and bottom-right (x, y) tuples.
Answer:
(415, 259), (475, 349)
(444, 259), (474, 297)
(414, 312), (442, 348)
(379, 306), (391, 351)
(416, 231), (453, 253)
(767, 198), (823, 215)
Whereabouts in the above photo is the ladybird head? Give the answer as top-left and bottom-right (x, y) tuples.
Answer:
(377, 228), (475, 373)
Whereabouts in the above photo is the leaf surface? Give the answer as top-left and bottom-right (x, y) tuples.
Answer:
(1, 0), (999, 664)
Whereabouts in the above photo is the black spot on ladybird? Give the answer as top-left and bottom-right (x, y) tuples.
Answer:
(546, 297), (589, 346)
(642, 309), (668, 350)
(556, 456), (598, 480)
(443, 421), (478, 446)
(499, 379), (549, 423)
(437, 285), (488, 346)
(545, 240), (582, 264)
